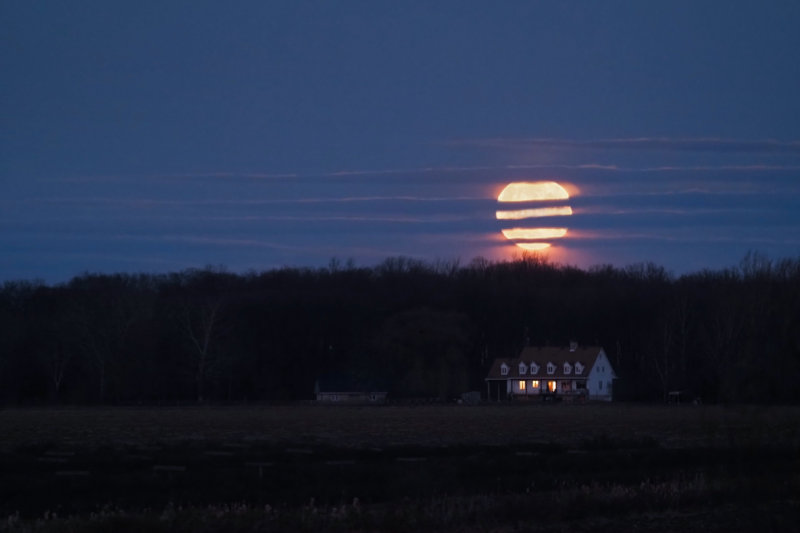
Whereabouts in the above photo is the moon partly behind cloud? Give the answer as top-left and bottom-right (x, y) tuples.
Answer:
(496, 182), (573, 251)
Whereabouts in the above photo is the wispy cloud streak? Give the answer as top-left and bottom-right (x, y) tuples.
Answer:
(30, 195), (488, 207)
(495, 206), (573, 220)
(567, 229), (800, 246)
(34, 160), (800, 188)
(447, 137), (800, 154)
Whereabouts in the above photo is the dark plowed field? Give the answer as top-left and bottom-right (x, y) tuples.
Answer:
(1, 404), (799, 532)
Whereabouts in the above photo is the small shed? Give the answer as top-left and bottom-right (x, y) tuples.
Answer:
(314, 375), (388, 404)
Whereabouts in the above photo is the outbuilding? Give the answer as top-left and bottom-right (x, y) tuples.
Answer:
(314, 375), (387, 404)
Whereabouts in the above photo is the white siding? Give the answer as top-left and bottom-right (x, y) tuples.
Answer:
(586, 349), (614, 401)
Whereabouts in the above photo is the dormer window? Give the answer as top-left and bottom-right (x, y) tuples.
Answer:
(501, 363), (509, 376)
(530, 362), (539, 375)
(563, 362), (572, 375)
(575, 362), (584, 375)
(518, 362), (527, 375)
(546, 362), (555, 375)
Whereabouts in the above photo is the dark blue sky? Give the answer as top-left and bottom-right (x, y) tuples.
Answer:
(3, 1), (799, 282)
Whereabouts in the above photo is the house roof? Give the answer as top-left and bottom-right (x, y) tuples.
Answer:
(485, 345), (604, 380)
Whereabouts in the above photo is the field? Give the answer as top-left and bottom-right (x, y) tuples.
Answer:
(2, 403), (800, 531)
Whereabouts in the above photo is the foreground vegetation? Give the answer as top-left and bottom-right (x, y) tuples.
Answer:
(2, 253), (800, 405)
(1, 404), (799, 532)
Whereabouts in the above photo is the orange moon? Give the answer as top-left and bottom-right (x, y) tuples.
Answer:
(496, 181), (572, 250)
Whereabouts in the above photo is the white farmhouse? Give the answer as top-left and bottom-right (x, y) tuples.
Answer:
(485, 343), (616, 402)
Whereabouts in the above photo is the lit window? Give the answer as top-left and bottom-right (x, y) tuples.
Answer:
(531, 380), (539, 389)
(547, 380), (556, 392)
(519, 380), (526, 391)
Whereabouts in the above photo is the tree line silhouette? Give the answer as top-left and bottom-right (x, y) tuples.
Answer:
(1, 253), (798, 405)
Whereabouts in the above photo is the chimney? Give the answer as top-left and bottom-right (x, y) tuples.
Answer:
(569, 341), (578, 352)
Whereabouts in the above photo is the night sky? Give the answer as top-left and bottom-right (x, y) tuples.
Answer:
(3, 1), (799, 283)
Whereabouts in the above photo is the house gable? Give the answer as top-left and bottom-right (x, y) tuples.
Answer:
(585, 348), (615, 400)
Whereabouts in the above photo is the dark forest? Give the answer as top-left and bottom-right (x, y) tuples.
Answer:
(2, 253), (799, 406)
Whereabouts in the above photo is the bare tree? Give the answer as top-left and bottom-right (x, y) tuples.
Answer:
(67, 275), (148, 403)
(71, 300), (135, 403)
(177, 297), (226, 403)
(45, 343), (72, 402)
(651, 291), (692, 401)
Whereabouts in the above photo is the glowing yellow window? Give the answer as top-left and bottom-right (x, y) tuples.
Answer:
(531, 380), (540, 389)
(519, 380), (526, 390)
(547, 380), (557, 392)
